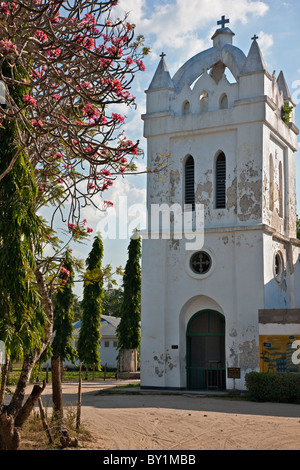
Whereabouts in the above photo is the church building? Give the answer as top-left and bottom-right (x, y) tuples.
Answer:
(140, 17), (300, 390)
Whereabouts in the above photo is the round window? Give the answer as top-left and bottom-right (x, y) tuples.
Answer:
(274, 252), (283, 280)
(190, 251), (212, 275)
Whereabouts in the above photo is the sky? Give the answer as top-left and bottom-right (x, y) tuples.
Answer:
(66, 0), (300, 297)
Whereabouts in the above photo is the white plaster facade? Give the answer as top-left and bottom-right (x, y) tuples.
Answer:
(140, 20), (300, 390)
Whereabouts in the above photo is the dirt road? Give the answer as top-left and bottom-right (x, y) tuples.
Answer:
(37, 380), (300, 451)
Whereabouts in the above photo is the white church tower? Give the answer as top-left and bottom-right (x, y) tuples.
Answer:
(140, 17), (300, 390)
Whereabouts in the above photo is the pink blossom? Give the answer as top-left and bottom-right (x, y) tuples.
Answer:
(45, 47), (61, 58)
(0, 2), (10, 16)
(100, 168), (111, 177)
(31, 119), (43, 127)
(104, 200), (114, 207)
(100, 58), (113, 68)
(51, 93), (62, 101)
(125, 56), (134, 66)
(60, 266), (70, 277)
(0, 39), (18, 56)
(76, 81), (92, 91)
(82, 103), (100, 122)
(74, 35), (95, 51)
(23, 94), (37, 107)
(135, 59), (146, 72)
(112, 113), (125, 124)
(34, 30), (48, 43)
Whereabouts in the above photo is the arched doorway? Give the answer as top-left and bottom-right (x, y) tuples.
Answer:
(186, 310), (225, 390)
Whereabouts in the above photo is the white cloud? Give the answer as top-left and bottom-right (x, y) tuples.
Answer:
(114, 0), (269, 62)
(257, 30), (274, 56)
(79, 175), (147, 238)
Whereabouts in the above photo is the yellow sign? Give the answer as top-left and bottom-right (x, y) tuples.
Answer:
(259, 335), (300, 373)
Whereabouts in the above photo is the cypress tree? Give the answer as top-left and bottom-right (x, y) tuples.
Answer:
(77, 235), (104, 371)
(52, 250), (77, 363)
(116, 235), (141, 351)
(51, 249), (77, 421)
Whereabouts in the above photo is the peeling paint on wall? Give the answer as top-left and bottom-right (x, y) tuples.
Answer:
(153, 352), (177, 377)
(239, 339), (259, 371)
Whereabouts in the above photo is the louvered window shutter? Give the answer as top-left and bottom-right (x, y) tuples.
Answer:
(185, 156), (195, 211)
(216, 153), (226, 209)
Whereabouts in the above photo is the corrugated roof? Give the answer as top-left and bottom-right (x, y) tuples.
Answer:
(73, 315), (120, 337)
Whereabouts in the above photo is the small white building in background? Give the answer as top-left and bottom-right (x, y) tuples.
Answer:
(63, 315), (120, 369)
(140, 17), (300, 391)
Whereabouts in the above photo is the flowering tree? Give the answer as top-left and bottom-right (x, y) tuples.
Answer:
(0, 0), (149, 224)
(0, 0), (149, 450)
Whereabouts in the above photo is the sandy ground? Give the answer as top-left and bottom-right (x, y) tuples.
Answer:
(33, 379), (300, 451)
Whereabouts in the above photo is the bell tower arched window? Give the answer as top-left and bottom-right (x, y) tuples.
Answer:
(220, 93), (228, 109)
(200, 91), (208, 112)
(216, 152), (226, 209)
(185, 155), (195, 211)
(183, 100), (190, 115)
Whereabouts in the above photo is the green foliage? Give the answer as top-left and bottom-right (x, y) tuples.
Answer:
(297, 216), (300, 239)
(245, 371), (300, 403)
(103, 288), (124, 317)
(116, 236), (141, 351)
(281, 102), (293, 124)
(0, 61), (45, 360)
(51, 250), (77, 363)
(77, 235), (104, 369)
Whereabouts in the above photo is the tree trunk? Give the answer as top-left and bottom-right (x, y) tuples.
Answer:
(76, 363), (82, 431)
(0, 266), (54, 450)
(0, 381), (46, 450)
(0, 412), (21, 450)
(51, 356), (64, 424)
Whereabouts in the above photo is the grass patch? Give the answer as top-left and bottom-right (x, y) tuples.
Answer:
(20, 406), (93, 450)
(6, 363), (117, 385)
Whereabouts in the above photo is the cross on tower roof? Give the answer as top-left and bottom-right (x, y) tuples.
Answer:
(160, 52), (166, 58)
(251, 34), (259, 41)
(217, 15), (230, 29)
